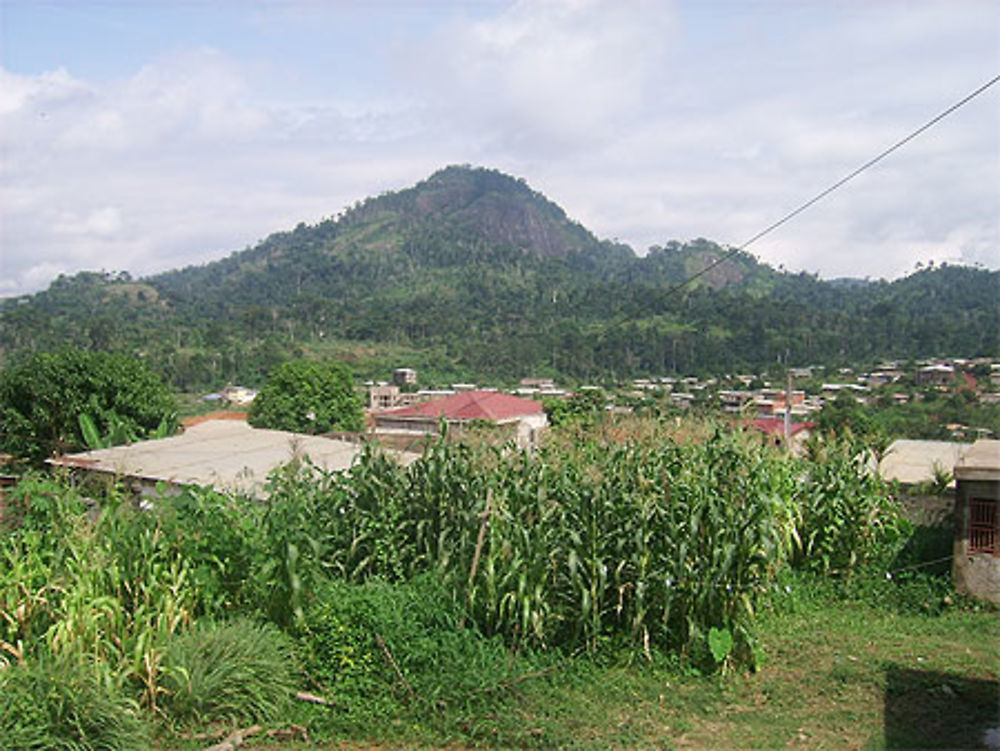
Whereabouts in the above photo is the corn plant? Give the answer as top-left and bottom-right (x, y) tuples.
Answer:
(265, 422), (805, 669)
(796, 436), (911, 576)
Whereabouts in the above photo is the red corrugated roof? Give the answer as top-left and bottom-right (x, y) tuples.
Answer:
(182, 411), (249, 428)
(745, 417), (816, 437)
(382, 390), (543, 422)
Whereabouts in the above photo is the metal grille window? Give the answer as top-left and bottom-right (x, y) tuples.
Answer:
(969, 497), (998, 555)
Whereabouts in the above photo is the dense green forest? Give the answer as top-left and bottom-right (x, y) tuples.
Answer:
(1, 166), (997, 389)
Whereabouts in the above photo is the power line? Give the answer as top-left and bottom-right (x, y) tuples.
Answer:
(615, 72), (1000, 315)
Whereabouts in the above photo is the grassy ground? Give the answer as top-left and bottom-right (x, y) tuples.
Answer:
(472, 602), (999, 750)
(168, 596), (998, 751)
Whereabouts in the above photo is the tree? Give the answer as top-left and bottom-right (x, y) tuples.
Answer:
(248, 359), (363, 434)
(542, 389), (606, 428)
(815, 389), (886, 451)
(0, 350), (177, 463)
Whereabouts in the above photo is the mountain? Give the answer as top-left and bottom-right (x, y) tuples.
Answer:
(151, 166), (629, 309)
(1, 165), (997, 388)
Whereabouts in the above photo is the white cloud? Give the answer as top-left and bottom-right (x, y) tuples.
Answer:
(408, 0), (677, 152)
(53, 206), (123, 237)
(0, 1), (997, 297)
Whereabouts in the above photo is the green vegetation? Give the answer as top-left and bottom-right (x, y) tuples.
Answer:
(0, 350), (177, 464)
(0, 653), (150, 751)
(158, 619), (297, 728)
(248, 358), (363, 434)
(2, 411), (994, 750)
(2, 167), (996, 390)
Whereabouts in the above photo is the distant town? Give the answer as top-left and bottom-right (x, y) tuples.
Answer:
(205, 356), (1000, 446)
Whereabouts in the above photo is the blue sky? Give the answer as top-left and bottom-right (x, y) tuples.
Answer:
(1, 0), (998, 296)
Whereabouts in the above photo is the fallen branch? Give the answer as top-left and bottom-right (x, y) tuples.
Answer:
(471, 665), (559, 697)
(199, 725), (261, 751)
(266, 724), (309, 742)
(295, 690), (332, 706)
(374, 632), (419, 704)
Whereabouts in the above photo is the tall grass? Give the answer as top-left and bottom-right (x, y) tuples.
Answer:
(0, 653), (149, 751)
(157, 619), (297, 728)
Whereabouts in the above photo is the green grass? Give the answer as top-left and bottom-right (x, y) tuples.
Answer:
(158, 619), (299, 729)
(159, 597), (996, 751)
(0, 654), (150, 751)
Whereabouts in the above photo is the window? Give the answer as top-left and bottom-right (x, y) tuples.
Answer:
(969, 497), (998, 555)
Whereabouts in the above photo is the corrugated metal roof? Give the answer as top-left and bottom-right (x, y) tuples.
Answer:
(49, 420), (416, 496)
(879, 439), (972, 486)
(378, 390), (543, 422)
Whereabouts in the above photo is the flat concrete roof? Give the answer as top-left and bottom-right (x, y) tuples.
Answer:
(49, 419), (417, 496)
(955, 439), (1000, 481)
(879, 439), (971, 487)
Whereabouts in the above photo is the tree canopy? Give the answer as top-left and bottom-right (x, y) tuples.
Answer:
(248, 359), (363, 434)
(0, 350), (177, 463)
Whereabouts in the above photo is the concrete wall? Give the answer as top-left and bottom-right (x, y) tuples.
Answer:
(953, 478), (1000, 605)
(374, 413), (548, 449)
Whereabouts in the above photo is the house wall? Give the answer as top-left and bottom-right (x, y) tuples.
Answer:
(370, 384), (401, 411)
(374, 412), (548, 449)
(515, 412), (549, 449)
(953, 478), (1000, 605)
(373, 416), (439, 434)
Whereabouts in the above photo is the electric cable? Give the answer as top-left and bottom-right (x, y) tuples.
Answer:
(601, 72), (1000, 332)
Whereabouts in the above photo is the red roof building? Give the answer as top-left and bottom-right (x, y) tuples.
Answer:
(380, 390), (542, 421)
(738, 417), (817, 454)
(745, 417), (816, 438)
(373, 390), (548, 447)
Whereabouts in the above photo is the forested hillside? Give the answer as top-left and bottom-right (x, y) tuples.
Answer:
(1, 165), (997, 388)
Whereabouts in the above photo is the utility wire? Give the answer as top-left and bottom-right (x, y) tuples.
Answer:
(616, 73), (1000, 315)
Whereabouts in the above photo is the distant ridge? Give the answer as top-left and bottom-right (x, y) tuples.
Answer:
(1, 165), (997, 386)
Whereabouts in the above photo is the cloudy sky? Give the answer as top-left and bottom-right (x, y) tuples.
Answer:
(1, 0), (998, 296)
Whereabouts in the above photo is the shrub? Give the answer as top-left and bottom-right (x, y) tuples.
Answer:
(0, 654), (149, 751)
(297, 575), (527, 728)
(157, 619), (298, 728)
(150, 486), (263, 619)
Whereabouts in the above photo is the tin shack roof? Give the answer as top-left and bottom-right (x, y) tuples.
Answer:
(49, 419), (415, 496)
(879, 439), (972, 487)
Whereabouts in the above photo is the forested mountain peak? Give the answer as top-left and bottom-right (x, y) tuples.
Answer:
(145, 164), (637, 311)
(340, 164), (608, 260)
(1, 165), (996, 388)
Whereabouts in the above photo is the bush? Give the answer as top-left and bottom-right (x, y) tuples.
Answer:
(158, 619), (298, 728)
(150, 486), (263, 619)
(0, 654), (149, 751)
(0, 350), (176, 463)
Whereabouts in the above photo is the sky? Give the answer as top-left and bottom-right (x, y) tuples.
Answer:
(1, 0), (998, 297)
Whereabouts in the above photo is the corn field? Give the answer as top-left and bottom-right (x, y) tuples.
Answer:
(1, 418), (909, 748)
(266, 425), (900, 668)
